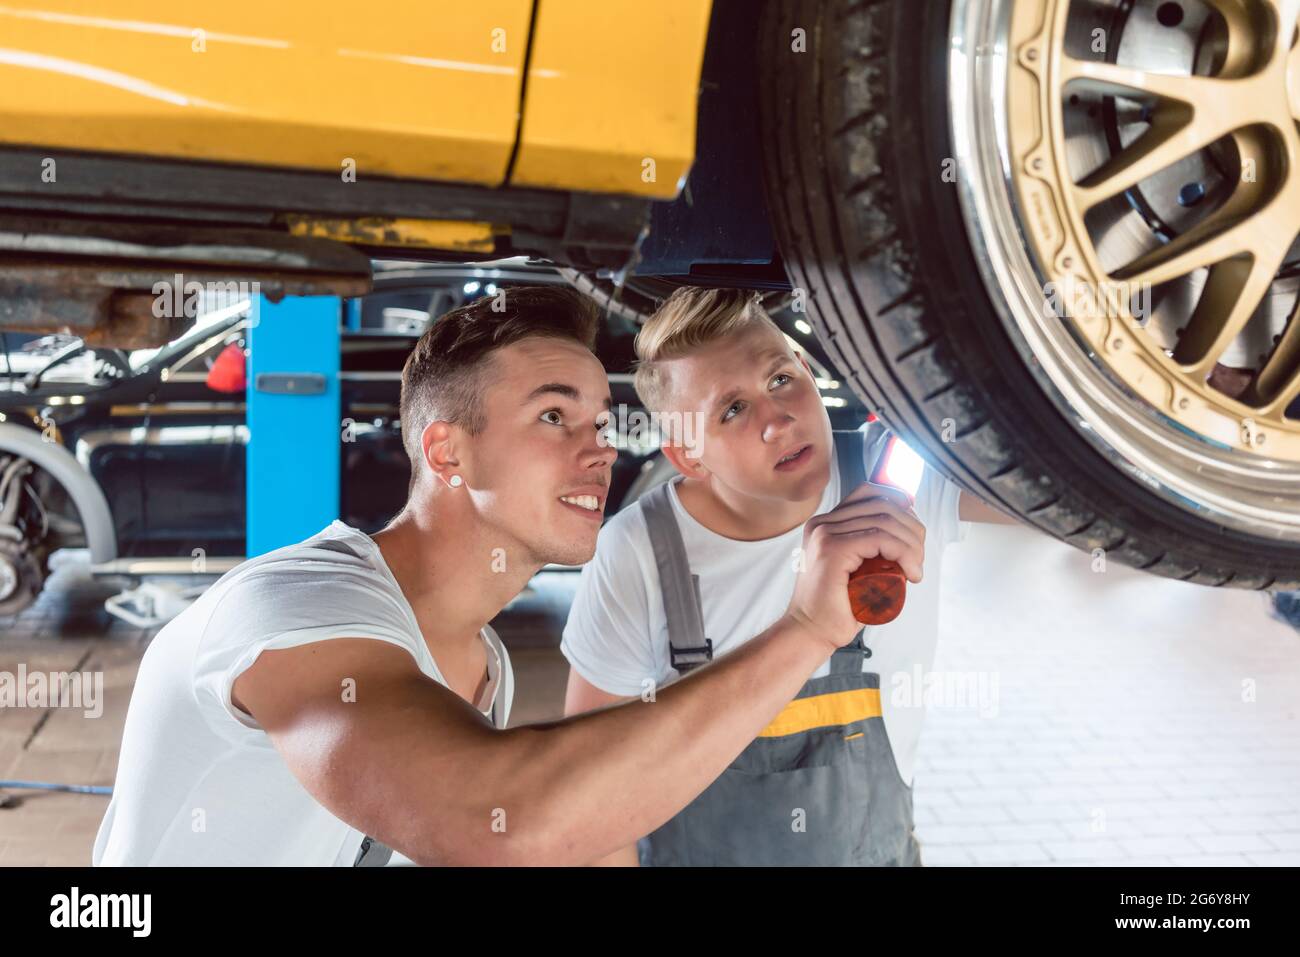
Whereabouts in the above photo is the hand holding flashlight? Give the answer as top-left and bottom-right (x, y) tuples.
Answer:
(847, 435), (924, 625)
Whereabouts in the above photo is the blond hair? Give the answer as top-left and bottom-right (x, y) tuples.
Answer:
(633, 287), (786, 414)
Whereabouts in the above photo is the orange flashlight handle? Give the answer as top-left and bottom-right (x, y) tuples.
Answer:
(847, 557), (907, 625)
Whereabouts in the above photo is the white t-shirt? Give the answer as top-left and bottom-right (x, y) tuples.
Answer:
(561, 442), (968, 786)
(92, 519), (513, 867)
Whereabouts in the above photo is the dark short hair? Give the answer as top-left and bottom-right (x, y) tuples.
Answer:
(399, 284), (600, 473)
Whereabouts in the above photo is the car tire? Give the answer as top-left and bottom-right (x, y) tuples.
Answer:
(758, 0), (1300, 589)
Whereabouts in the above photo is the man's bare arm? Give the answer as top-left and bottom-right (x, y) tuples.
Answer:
(232, 482), (908, 866)
(233, 615), (833, 867)
(562, 670), (641, 866)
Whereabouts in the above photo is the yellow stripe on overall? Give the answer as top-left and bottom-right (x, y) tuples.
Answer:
(757, 687), (883, 738)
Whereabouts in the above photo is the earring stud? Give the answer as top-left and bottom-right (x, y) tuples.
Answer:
(448, 474), (463, 488)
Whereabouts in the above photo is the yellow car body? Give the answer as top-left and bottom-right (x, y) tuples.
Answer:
(0, 0), (711, 200)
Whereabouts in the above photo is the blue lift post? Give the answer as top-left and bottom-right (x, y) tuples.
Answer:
(246, 295), (342, 557)
(344, 298), (363, 331)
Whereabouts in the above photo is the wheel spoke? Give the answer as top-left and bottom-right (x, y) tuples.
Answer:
(1062, 57), (1258, 210)
(1074, 106), (1224, 211)
(1112, 199), (1257, 287)
(1061, 56), (1240, 105)
(1261, 0), (1300, 57)
(1175, 241), (1289, 379)
(1113, 125), (1279, 288)
(1252, 298), (1300, 414)
(1204, 0), (1283, 73)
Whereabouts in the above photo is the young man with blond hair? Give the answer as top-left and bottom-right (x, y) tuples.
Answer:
(563, 286), (1013, 866)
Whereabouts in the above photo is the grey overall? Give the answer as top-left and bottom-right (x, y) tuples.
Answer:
(637, 428), (922, 866)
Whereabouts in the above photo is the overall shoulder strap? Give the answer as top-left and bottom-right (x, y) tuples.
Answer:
(353, 835), (393, 867)
(639, 481), (713, 674)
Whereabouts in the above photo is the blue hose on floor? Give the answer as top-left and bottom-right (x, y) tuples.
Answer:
(0, 780), (111, 795)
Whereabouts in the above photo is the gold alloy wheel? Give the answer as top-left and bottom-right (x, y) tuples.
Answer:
(1010, 0), (1300, 460)
(945, 0), (1300, 542)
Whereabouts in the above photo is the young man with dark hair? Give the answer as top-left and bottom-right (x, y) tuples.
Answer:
(93, 286), (918, 866)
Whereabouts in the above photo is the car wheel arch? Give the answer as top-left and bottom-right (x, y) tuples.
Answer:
(0, 421), (116, 564)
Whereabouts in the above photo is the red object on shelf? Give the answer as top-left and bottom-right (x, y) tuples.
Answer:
(206, 342), (247, 394)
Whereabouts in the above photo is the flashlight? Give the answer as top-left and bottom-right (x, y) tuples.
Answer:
(847, 434), (923, 626)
